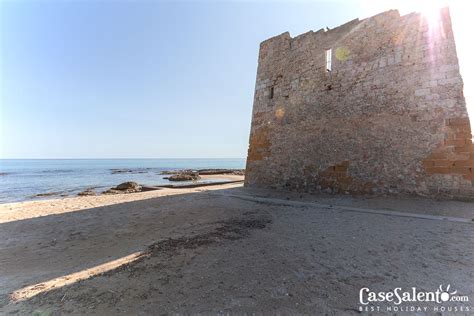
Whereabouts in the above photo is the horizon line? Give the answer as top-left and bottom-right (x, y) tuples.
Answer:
(0, 157), (247, 160)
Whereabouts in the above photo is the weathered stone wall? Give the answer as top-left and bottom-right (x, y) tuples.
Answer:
(245, 8), (473, 199)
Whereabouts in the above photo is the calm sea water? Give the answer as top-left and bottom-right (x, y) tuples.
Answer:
(0, 159), (246, 203)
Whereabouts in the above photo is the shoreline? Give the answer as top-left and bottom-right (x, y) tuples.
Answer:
(1, 169), (245, 205)
(0, 178), (245, 224)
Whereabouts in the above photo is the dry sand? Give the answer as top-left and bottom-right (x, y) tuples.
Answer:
(1, 179), (473, 314)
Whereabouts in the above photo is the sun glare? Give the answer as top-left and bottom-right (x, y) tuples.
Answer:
(360, 0), (474, 131)
(391, 0), (448, 29)
(421, 6), (442, 28)
(393, 0), (449, 14)
(374, 0), (473, 132)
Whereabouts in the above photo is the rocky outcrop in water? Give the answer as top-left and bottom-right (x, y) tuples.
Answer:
(110, 168), (150, 174)
(102, 181), (142, 194)
(78, 189), (96, 196)
(160, 169), (244, 180)
(115, 182), (141, 191)
(32, 191), (62, 198)
(197, 169), (245, 175)
(168, 172), (201, 181)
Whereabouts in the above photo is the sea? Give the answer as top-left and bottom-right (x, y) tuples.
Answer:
(0, 159), (246, 204)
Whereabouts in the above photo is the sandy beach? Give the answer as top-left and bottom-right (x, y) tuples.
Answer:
(1, 178), (473, 314)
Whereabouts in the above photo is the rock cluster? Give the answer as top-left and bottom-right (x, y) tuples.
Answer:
(167, 171), (201, 182)
(102, 182), (142, 195)
(110, 168), (150, 174)
(76, 168), (245, 197)
(161, 169), (244, 181)
(33, 191), (62, 198)
(197, 169), (245, 175)
(78, 189), (96, 196)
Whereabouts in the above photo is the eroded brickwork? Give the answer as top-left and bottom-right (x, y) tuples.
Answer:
(245, 8), (472, 198)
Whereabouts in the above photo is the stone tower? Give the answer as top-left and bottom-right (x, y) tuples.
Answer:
(245, 8), (473, 198)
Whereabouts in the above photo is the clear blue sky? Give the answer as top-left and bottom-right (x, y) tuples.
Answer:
(1, 0), (472, 158)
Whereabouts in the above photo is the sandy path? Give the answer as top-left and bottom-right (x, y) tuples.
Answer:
(1, 184), (473, 314)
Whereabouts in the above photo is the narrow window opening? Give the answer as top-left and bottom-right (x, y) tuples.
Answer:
(269, 86), (274, 99)
(325, 49), (332, 72)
